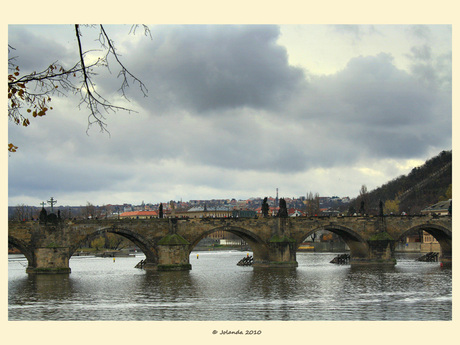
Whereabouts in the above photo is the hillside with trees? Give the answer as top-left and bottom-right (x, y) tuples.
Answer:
(350, 150), (452, 215)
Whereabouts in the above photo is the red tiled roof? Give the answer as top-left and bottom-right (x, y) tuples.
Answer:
(120, 211), (158, 217)
(288, 208), (305, 216)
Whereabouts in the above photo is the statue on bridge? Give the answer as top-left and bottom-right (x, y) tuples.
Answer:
(159, 203), (164, 219)
(262, 197), (269, 218)
(277, 198), (288, 218)
(379, 200), (384, 217)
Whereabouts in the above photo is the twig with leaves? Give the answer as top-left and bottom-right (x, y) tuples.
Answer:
(8, 24), (150, 152)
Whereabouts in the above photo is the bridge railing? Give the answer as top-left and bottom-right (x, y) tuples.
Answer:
(8, 212), (451, 225)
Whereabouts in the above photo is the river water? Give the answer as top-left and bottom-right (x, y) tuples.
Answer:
(8, 251), (451, 321)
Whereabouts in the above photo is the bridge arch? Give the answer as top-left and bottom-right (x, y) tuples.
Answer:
(397, 223), (452, 260)
(8, 235), (36, 268)
(297, 224), (369, 258)
(69, 226), (158, 264)
(188, 226), (270, 262)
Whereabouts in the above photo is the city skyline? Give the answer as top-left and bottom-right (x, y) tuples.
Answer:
(9, 192), (348, 209)
(8, 24), (452, 206)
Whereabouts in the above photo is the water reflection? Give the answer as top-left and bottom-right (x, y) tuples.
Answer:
(248, 268), (297, 320)
(8, 274), (77, 320)
(11, 274), (71, 296)
(8, 252), (452, 321)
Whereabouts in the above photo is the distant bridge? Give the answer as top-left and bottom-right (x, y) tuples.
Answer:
(8, 215), (452, 273)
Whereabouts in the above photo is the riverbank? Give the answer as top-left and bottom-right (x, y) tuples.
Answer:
(69, 245), (251, 257)
(71, 248), (137, 257)
(192, 245), (250, 252)
(298, 242), (441, 253)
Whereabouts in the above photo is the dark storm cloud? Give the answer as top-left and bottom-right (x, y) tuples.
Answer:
(330, 53), (433, 125)
(8, 25), (76, 72)
(7, 150), (130, 199)
(169, 112), (309, 173)
(290, 53), (450, 162)
(99, 45), (450, 174)
(97, 26), (450, 174)
(123, 25), (305, 114)
(7, 25), (452, 205)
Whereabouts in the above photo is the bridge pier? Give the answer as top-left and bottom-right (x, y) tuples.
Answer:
(440, 250), (452, 267)
(155, 234), (192, 271)
(253, 235), (298, 268)
(26, 247), (71, 274)
(437, 237), (452, 268)
(351, 238), (396, 266)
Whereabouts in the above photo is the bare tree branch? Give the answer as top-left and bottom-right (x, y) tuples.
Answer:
(99, 25), (148, 99)
(8, 24), (150, 150)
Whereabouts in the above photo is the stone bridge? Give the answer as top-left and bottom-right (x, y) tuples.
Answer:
(8, 215), (452, 274)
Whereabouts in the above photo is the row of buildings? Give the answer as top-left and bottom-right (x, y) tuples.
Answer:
(115, 194), (352, 219)
(118, 205), (301, 220)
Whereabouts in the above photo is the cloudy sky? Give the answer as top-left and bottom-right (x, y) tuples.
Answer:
(7, 24), (452, 207)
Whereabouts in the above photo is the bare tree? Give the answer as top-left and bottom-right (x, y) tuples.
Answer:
(102, 204), (113, 218)
(105, 233), (130, 250)
(306, 191), (320, 216)
(12, 204), (31, 221)
(357, 184), (369, 215)
(8, 24), (150, 152)
(58, 207), (73, 220)
(84, 202), (97, 219)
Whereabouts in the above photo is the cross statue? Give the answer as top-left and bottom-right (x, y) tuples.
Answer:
(40, 201), (46, 208)
(47, 197), (57, 213)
